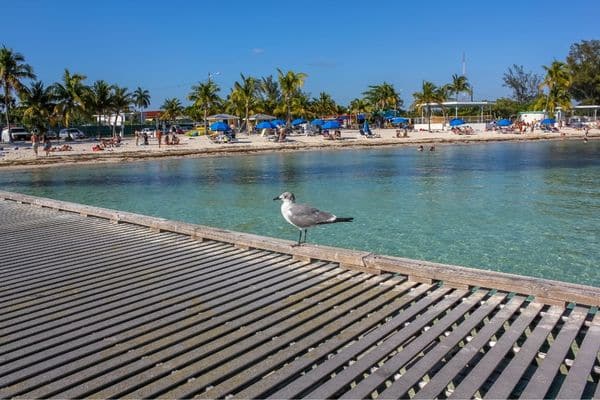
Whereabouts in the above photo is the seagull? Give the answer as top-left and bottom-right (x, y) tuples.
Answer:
(273, 191), (353, 246)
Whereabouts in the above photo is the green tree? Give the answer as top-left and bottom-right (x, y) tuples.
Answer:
(230, 74), (258, 132)
(412, 81), (446, 132)
(110, 86), (131, 137)
(188, 81), (221, 132)
(291, 91), (314, 119)
(257, 75), (280, 115)
(52, 69), (88, 129)
(132, 87), (151, 128)
(311, 91), (337, 117)
(363, 82), (402, 112)
(277, 68), (307, 126)
(445, 74), (472, 117)
(160, 98), (183, 126)
(534, 61), (572, 118)
(502, 64), (542, 104)
(566, 40), (600, 104)
(86, 80), (112, 138)
(0, 46), (36, 130)
(19, 81), (54, 134)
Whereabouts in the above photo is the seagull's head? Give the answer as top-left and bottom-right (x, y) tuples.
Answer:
(273, 192), (295, 202)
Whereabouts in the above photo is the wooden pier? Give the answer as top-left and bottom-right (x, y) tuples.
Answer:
(0, 191), (598, 399)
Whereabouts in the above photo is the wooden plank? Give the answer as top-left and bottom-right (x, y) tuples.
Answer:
(202, 279), (417, 399)
(265, 286), (455, 399)
(410, 296), (525, 399)
(63, 273), (387, 399)
(338, 291), (500, 400)
(449, 302), (544, 399)
(1, 261), (344, 398)
(556, 313), (600, 399)
(232, 282), (429, 400)
(301, 290), (480, 400)
(483, 306), (564, 399)
(519, 306), (589, 399)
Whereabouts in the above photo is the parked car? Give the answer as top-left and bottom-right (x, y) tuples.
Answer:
(1, 126), (32, 142)
(59, 128), (86, 140)
(44, 130), (58, 139)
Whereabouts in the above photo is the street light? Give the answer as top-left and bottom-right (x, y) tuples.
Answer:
(205, 72), (220, 135)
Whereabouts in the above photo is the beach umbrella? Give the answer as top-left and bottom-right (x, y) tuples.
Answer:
(210, 121), (229, 131)
(311, 119), (324, 126)
(392, 117), (409, 125)
(540, 118), (556, 125)
(292, 118), (307, 126)
(271, 119), (285, 126)
(496, 119), (512, 127)
(449, 118), (465, 127)
(322, 121), (341, 129)
(256, 121), (275, 129)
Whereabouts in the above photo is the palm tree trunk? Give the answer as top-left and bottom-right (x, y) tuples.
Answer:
(4, 84), (11, 137)
(427, 106), (431, 132)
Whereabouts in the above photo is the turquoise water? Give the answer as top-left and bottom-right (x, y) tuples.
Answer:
(1, 140), (599, 286)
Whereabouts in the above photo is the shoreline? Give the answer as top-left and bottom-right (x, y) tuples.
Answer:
(0, 128), (597, 170)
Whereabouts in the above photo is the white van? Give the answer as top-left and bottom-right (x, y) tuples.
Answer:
(1, 126), (32, 142)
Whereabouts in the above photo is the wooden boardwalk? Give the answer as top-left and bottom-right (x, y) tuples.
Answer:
(0, 191), (598, 399)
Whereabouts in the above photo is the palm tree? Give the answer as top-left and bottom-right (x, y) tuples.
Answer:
(19, 81), (54, 134)
(188, 81), (221, 133)
(412, 81), (446, 132)
(160, 98), (183, 126)
(535, 61), (572, 118)
(445, 74), (472, 117)
(312, 92), (338, 117)
(363, 82), (402, 112)
(257, 75), (280, 115)
(86, 80), (112, 138)
(52, 69), (87, 130)
(0, 46), (36, 131)
(109, 86), (131, 137)
(132, 87), (151, 129)
(348, 98), (372, 126)
(231, 74), (258, 132)
(277, 68), (307, 126)
(291, 91), (314, 120)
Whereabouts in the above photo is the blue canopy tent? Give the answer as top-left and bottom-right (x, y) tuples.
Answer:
(292, 118), (307, 126)
(256, 121), (276, 129)
(449, 118), (465, 127)
(322, 121), (341, 129)
(540, 118), (556, 125)
(311, 119), (324, 126)
(496, 119), (512, 127)
(210, 121), (230, 131)
(391, 117), (409, 125)
(271, 119), (285, 126)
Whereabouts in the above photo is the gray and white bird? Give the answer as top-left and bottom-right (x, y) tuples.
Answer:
(273, 191), (353, 245)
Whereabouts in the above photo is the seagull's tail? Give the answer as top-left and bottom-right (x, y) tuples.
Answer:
(318, 217), (354, 225)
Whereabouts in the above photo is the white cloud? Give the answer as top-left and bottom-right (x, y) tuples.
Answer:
(251, 48), (265, 55)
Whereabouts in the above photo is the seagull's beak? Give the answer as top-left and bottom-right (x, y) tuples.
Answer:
(273, 196), (280, 201)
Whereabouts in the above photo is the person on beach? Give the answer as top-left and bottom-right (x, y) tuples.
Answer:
(430, 146), (435, 151)
(156, 128), (163, 147)
(418, 145), (424, 151)
(43, 136), (52, 156)
(143, 130), (149, 145)
(134, 130), (140, 146)
(31, 130), (39, 157)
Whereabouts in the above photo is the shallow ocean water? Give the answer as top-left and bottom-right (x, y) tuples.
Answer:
(1, 140), (598, 286)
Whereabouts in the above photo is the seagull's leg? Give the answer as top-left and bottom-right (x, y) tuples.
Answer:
(296, 230), (302, 246)
(303, 229), (308, 243)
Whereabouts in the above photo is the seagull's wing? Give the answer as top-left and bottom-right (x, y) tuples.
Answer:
(288, 203), (336, 228)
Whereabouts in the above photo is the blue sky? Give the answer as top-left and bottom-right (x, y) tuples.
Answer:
(3, 0), (599, 109)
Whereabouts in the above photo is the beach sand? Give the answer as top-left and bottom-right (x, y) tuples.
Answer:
(0, 127), (597, 169)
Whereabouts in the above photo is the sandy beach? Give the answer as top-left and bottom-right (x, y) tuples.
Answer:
(0, 127), (597, 169)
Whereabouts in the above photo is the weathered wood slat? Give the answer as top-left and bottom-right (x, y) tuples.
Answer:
(448, 301), (544, 399)
(556, 313), (600, 399)
(269, 288), (465, 399)
(483, 307), (564, 399)
(519, 307), (589, 399)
